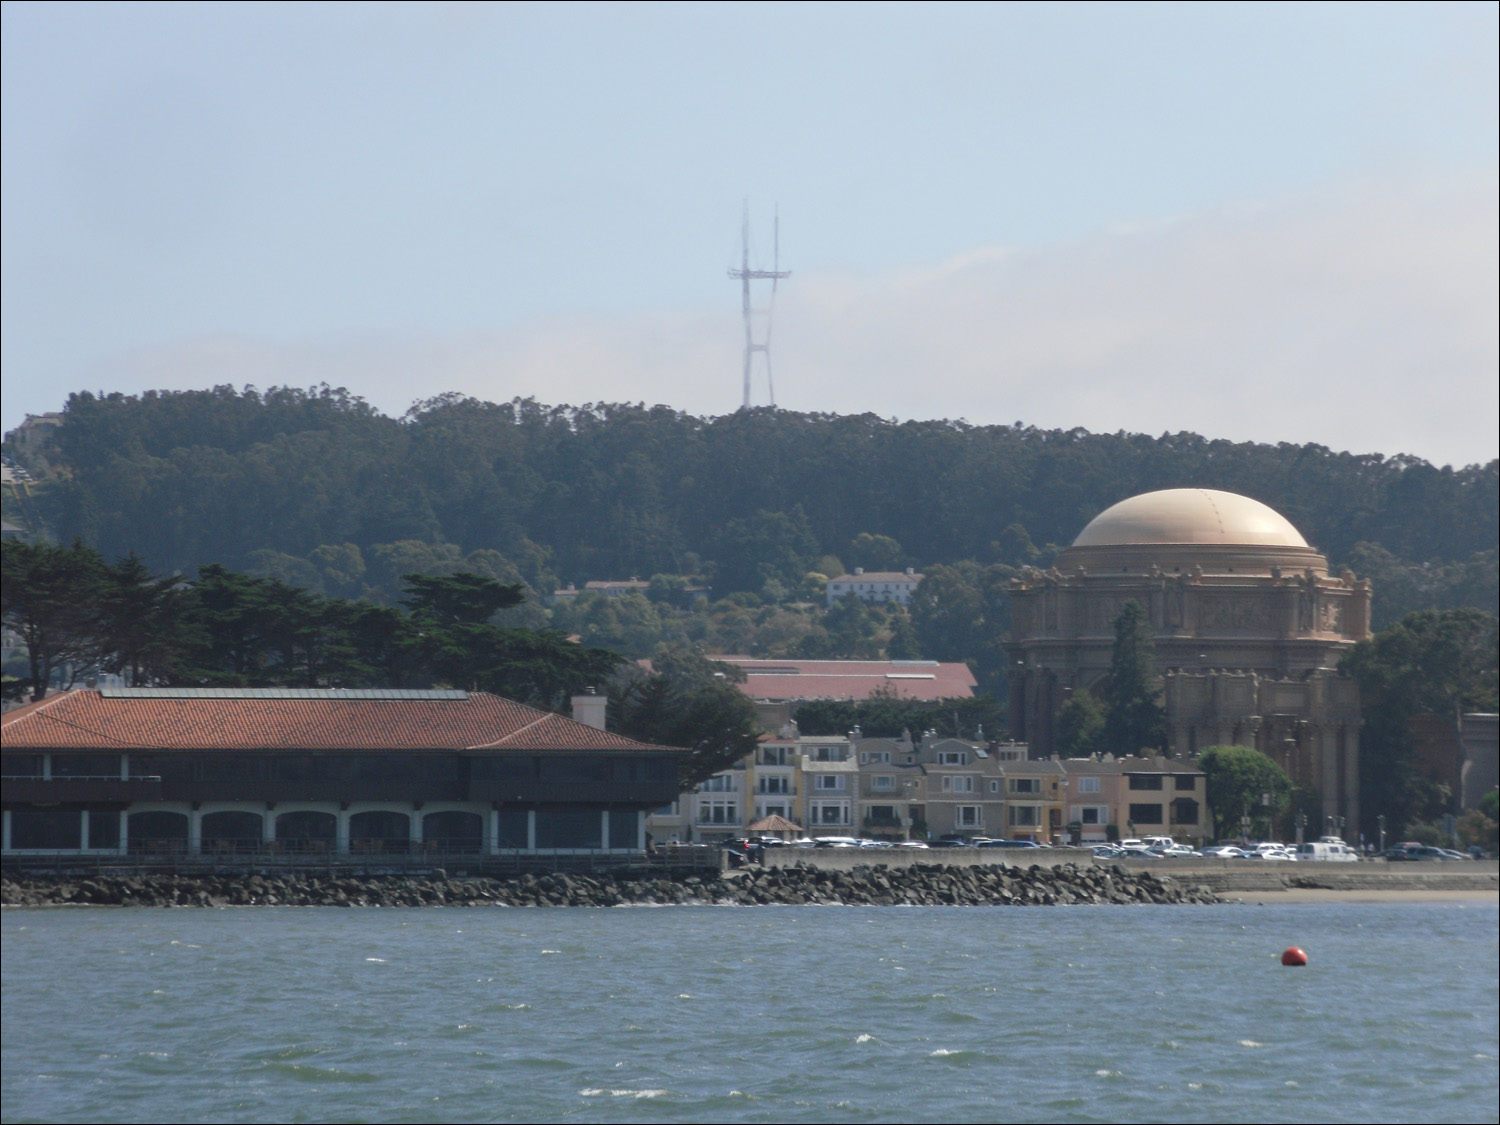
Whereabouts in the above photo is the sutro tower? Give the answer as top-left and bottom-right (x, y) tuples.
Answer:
(727, 202), (790, 408)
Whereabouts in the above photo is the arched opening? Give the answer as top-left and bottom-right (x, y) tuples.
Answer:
(128, 811), (189, 854)
(349, 810), (410, 854)
(274, 810), (336, 852)
(202, 810), (264, 854)
(422, 811), (483, 853)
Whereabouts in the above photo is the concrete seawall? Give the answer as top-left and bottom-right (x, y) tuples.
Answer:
(760, 849), (1498, 892)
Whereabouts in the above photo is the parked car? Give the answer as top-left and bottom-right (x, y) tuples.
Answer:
(1248, 843), (1296, 861)
(1152, 843), (1203, 858)
(1202, 845), (1250, 859)
(1381, 843), (1445, 861)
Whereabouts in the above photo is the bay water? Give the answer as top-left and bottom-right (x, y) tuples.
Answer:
(4, 902), (1496, 1123)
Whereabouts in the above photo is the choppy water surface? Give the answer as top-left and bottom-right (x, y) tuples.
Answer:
(4, 902), (1496, 1124)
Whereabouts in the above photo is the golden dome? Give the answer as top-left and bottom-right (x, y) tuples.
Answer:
(1072, 489), (1309, 549)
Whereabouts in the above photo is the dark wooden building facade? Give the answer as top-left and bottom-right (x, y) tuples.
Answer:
(1, 688), (686, 857)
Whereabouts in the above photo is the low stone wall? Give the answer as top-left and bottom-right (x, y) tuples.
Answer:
(761, 846), (1095, 872)
(0, 862), (1221, 908)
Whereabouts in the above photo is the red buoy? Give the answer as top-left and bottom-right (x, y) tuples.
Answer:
(1281, 947), (1308, 966)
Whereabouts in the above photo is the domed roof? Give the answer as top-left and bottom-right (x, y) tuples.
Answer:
(1072, 489), (1309, 549)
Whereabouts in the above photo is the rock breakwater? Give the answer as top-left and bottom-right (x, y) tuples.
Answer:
(1, 862), (1223, 908)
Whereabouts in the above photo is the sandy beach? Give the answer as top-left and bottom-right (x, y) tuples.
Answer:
(1229, 888), (1498, 904)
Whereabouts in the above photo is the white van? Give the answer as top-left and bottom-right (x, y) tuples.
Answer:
(1295, 840), (1359, 862)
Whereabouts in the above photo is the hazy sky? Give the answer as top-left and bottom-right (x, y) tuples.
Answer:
(3, 2), (1496, 466)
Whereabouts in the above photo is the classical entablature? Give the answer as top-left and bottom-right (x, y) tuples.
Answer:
(1006, 489), (1368, 832)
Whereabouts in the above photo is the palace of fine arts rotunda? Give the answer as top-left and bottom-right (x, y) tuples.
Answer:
(1006, 488), (1369, 830)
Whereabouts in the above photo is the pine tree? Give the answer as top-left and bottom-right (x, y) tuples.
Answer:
(1100, 600), (1167, 756)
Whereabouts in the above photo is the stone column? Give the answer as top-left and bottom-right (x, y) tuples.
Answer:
(262, 807), (276, 845)
(2, 809), (10, 851)
(189, 807), (204, 855)
(487, 808), (500, 855)
(410, 806), (423, 845)
(79, 810), (90, 851)
(1009, 672), (1028, 743)
(1317, 721), (1338, 826)
(1343, 726), (1361, 840)
(526, 809), (537, 851)
(118, 810), (129, 856)
(601, 810), (610, 851)
(335, 809), (351, 855)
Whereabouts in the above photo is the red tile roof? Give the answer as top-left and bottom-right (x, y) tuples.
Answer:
(0, 690), (683, 754)
(712, 658), (977, 702)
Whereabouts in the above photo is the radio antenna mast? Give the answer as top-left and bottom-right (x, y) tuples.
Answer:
(728, 202), (790, 408)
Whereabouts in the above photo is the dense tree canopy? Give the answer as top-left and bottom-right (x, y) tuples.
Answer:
(1197, 745), (1293, 841)
(1342, 608), (1500, 838)
(15, 388), (1494, 625)
(5, 385), (1496, 714)
(608, 648), (762, 786)
(0, 544), (622, 710)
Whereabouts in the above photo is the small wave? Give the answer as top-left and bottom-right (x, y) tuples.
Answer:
(856, 1034), (874, 1043)
(364, 957), (386, 963)
(676, 993), (694, 999)
(579, 1088), (668, 1099)
(264, 1062), (378, 1084)
(540, 950), (560, 955)
(1095, 1069), (1121, 1078)
(1238, 1040), (1264, 1048)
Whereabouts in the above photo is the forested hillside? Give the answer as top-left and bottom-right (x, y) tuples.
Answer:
(8, 385), (1496, 675)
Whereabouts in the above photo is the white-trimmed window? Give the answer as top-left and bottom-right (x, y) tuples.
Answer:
(1075, 805), (1108, 825)
(1077, 776), (1101, 794)
(700, 774), (736, 793)
(957, 805), (982, 828)
(941, 776), (974, 793)
(872, 775), (897, 792)
(757, 775), (790, 794)
(938, 751), (968, 765)
(697, 799), (739, 824)
(1009, 805), (1040, 827)
(1009, 777), (1041, 795)
(809, 801), (851, 826)
(815, 774), (845, 791)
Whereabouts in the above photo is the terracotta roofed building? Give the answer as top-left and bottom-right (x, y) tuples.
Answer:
(1, 687), (687, 858)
